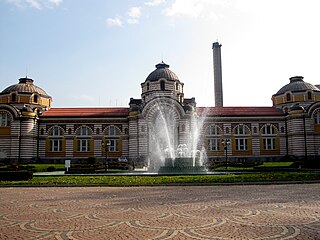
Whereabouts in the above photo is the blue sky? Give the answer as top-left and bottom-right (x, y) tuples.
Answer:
(1, 0), (320, 107)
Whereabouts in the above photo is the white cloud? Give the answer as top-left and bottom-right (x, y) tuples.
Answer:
(48, 0), (62, 6)
(106, 17), (123, 27)
(164, 0), (230, 19)
(127, 6), (142, 24)
(165, 0), (202, 18)
(6, 0), (62, 9)
(26, 0), (41, 9)
(144, 0), (165, 6)
(128, 7), (141, 18)
(127, 18), (139, 25)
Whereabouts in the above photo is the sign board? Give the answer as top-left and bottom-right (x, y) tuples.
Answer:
(65, 160), (71, 172)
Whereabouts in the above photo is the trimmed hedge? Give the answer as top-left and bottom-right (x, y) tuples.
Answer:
(0, 171), (33, 181)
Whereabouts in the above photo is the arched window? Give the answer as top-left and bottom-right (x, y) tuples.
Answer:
(106, 125), (120, 136)
(76, 126), (92, 152)
(49, 126), (63, 136)
(261, 124), (278, 150)
(48, 126), (64, 152)
(105, 125), (121, 152)
(233, 124), (250, 151)
(33, 95), (38, 103)
(206, 124), (222, 151)
(314, 110), (320, 124)
(160, 80), (165, 91)
(0, 111), (11, 127)
(307, 92), (312, 100)
(11, 93), (17, 102)
(286, 93), (291, 102)
(147, 82), (150, 91)
(175, 82), (179, 91)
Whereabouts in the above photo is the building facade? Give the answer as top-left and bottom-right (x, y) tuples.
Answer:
(1, 60), (320, 166)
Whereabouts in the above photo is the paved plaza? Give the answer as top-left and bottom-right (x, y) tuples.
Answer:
(0, 184), (320, 240)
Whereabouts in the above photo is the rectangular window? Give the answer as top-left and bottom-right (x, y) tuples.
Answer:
(315, 112), (320, 124)
(109, 139), (118, 152)
(0, 113), (9, 127)
(208, 138), (220, 151)
(77, 139), (90, 152)
(263, 138), (276, 150)
(236, 138), (248, 151)
(50, 139), (62, 152)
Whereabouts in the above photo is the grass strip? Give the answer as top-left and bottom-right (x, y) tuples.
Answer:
(0, 172), (319, 186)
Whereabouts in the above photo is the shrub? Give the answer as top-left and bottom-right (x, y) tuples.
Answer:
(0, 171), (33, 181)
(47, 166), (56, 172)
(86, 156), (98, 166)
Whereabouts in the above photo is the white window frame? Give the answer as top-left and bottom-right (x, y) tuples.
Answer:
(76, 126), (92, 152)
(0, 112), (10, 127)
(261, 124), (277, 150)
(234, 124), (250, 151)
(208, 138), (220, 151)
(105, 126), (121, 152)
(77, 139), (90, 152)
(50, 139), (62, 152)
(206, 124), (222, 152)
(48, 126), (64, 152)
(263, 138), (276, 150)
(236, 138), (248, 151)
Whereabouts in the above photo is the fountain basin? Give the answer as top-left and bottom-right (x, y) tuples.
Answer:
(158, 157), (207, 173)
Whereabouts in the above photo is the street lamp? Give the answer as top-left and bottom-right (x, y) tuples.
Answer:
(102, 140), (111, 171)
(222, 139), (230, 170)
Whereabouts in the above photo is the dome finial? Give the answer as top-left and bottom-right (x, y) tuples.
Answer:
(155, 61), (169, 69)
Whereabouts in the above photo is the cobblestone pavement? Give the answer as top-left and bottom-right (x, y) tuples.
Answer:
(0, 184), (320, 240)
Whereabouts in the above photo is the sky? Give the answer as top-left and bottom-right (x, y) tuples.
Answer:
(1, 0), (320, 108)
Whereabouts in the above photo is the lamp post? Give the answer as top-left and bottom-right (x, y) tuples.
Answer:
(222, 139), (230, 170)
(102, 140), (111, 171)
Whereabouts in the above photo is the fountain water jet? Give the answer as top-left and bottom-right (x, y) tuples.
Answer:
(147, 99), (209, 173)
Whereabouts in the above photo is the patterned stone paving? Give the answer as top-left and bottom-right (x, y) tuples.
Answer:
(0, 184), (319, 239)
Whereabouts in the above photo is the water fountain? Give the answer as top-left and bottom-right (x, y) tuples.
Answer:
(158, 144), (207, 173)
(146, 100), (208, 174)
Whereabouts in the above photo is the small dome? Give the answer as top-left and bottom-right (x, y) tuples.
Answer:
(146, 62), (179, 82)
(1, 77), (50, 97)
(274, 76), (320, 96)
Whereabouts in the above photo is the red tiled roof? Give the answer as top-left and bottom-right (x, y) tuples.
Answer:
(196, 107), (284, 116)
(41, 108), (130, 118)
(41, 106), (284, 118)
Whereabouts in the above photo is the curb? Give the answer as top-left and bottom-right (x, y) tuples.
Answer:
(1, 180), (320, 188)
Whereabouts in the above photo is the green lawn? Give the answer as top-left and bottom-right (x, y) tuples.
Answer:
(261, 162), (293, 167)
(214, 162), (294, 171)
(1, 171), (319, 186)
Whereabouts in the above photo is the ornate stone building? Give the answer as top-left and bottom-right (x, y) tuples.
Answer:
(1, 57), (320, 165)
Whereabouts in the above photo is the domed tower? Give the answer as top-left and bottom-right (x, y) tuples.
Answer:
(272, 76), (320, 111)
(128, 62), (197, 165)
(0, 77), (52, 112)
(0, 77), (52, 163)
(141, 62), (184, 104)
